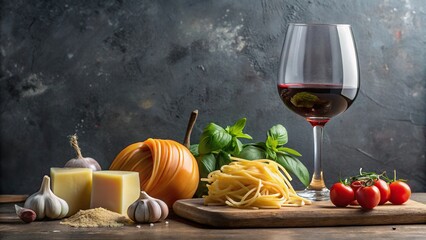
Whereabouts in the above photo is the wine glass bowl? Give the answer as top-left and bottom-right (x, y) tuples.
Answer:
(278, 23), (360, 201)
(278, 83), (358, 126)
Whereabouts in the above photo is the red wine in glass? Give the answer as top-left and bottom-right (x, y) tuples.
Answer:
(277, 83), (358, 127)
(278, 23), (360, 201)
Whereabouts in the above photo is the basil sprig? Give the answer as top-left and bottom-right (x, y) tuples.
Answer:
(238, 124), (309, 187)
(191, 118), (309, 197)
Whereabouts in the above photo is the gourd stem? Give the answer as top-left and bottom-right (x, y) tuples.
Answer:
(183, 110), (199, 149)
(70, 134), (83, 159)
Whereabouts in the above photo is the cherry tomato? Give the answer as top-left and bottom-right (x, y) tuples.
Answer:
(349, 180), (363, 205)
(356, 185), (380, 210)
(374, 179), (391, 205)
(350, 180), (362, 192)
(389, 181), (411, 205)
(330, 183), (354, 207)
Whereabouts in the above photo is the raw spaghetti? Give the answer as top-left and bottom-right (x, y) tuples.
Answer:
(202, 157), (311, 209)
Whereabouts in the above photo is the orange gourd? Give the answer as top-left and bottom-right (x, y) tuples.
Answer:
(109, 138), (199, 207)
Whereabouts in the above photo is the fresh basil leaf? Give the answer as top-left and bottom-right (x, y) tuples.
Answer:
(194, 154), (216, 198)
(217, 151), (231, 168)
(266, 148), (277, 160)
(197, 153), (217, 178)
(198, 124), (232, 154)
(234, 132), (253, 140)
(190, 144), (199, 157)
(236, 138), (243, 153)
(204, 122), (225, 133)
(237, 145), (267, 160)
(227, 118), (246, 135)
(290, 92), (319, 108)
(226, 118), (253, 140)
(267, 124), (288, 145)
(248, 142), (267, 149)
(276, 153), (310, 187)
(266, 136), (279, 151)
(194, 153), (218, 198)
(277, 147), (302, 157)
(223, 137), (242, 156)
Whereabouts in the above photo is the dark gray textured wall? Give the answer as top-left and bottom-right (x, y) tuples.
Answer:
(1, 0), (425, 194)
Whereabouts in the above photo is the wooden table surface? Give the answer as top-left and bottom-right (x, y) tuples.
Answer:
(1, 193), (425, 240)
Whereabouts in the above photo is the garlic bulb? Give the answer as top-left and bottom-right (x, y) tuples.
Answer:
(24, 175), (69, 220)
(127, 191), (169, 223)
(64, 134), (101, 171)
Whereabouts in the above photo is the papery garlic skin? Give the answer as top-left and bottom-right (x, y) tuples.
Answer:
(65, 157), (101, 171)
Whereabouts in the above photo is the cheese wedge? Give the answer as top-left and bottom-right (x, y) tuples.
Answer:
(50, 168), (93, 216)
(90, 171), (140, 216)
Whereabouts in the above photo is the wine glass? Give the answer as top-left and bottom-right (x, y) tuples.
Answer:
(277, 23), (360, 201)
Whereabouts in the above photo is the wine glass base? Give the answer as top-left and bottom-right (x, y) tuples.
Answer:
(297, 188), (330, 201)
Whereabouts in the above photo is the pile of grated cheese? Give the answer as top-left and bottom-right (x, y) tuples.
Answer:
(60, 207), (132, 227)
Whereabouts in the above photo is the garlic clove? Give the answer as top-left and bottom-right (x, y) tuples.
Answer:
(57, 198), (69, 219)
(15, 205), (36, 223)
(134, 201), (147, 223)
(157, 200), (169, 221)
(25, 195), (45, 220)
(147, 201), (162, 223)
(45, 196), (66, 219)
(127, 203), (136, 222)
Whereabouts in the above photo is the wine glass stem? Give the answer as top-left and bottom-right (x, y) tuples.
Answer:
(308, 125), (327, 190)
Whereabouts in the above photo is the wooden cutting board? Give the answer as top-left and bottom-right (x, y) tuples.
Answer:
(173, 198), (426, 228)
(0, 195), (28, 203)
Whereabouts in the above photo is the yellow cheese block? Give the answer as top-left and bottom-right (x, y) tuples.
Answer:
(50, 168), (93, 217)
(90, 171), (140, 216)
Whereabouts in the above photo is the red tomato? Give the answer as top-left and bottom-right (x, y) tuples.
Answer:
(374, 179), (391, 205)
(389, 181), (411, 205)
(330, 183), (355, 207)
(356, 185), (380, 210)
(349, 180), (362, 205)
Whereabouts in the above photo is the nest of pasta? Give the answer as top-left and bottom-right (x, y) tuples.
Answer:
(202, 157), (311, 209)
